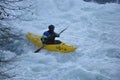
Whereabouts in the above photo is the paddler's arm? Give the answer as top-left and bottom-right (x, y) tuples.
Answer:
(52, 32), (60, 37)
(41, 36), (47, 44)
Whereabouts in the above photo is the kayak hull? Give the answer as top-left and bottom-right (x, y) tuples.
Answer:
(26, 33), (76, 53)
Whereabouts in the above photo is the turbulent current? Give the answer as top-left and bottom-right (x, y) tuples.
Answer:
(8, 0), (120, 80)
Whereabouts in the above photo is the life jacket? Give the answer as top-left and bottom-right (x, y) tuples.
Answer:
(41, 31), (59, 44)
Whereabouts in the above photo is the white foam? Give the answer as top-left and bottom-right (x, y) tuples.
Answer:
(8, 0), (120, 80)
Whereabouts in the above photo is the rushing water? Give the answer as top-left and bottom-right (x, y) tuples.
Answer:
(8, 0), (120, 80)
(84, 0), (120, 4)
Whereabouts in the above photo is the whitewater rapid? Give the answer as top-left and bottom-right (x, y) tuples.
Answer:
(9, 0), (120, 80)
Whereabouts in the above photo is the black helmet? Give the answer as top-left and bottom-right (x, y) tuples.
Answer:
(48, 25), (55, 30)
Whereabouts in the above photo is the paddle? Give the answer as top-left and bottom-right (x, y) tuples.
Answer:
(34, 45), (44, 53)
(34, 27), (69, 53)
(58, 26), (68, 35)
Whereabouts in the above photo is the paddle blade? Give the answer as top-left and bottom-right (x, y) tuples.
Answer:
(34, 48), (42, 53)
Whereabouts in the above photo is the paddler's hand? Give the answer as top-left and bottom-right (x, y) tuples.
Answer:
(56, 34), (60, 37)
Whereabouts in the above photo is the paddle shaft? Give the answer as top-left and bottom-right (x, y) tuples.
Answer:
(34, 27), (68, 53)
(34, 45), (44, 53)
(59, 26), (68, 35)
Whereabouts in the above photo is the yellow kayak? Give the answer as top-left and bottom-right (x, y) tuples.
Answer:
(26, 33), (76, 53)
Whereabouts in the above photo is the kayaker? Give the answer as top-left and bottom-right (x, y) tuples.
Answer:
(41, 25), (61, 44)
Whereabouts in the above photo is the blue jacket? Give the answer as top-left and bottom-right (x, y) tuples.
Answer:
(41, 31), (59, 44)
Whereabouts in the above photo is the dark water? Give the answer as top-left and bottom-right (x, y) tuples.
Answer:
(84, 0), (120, 4)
